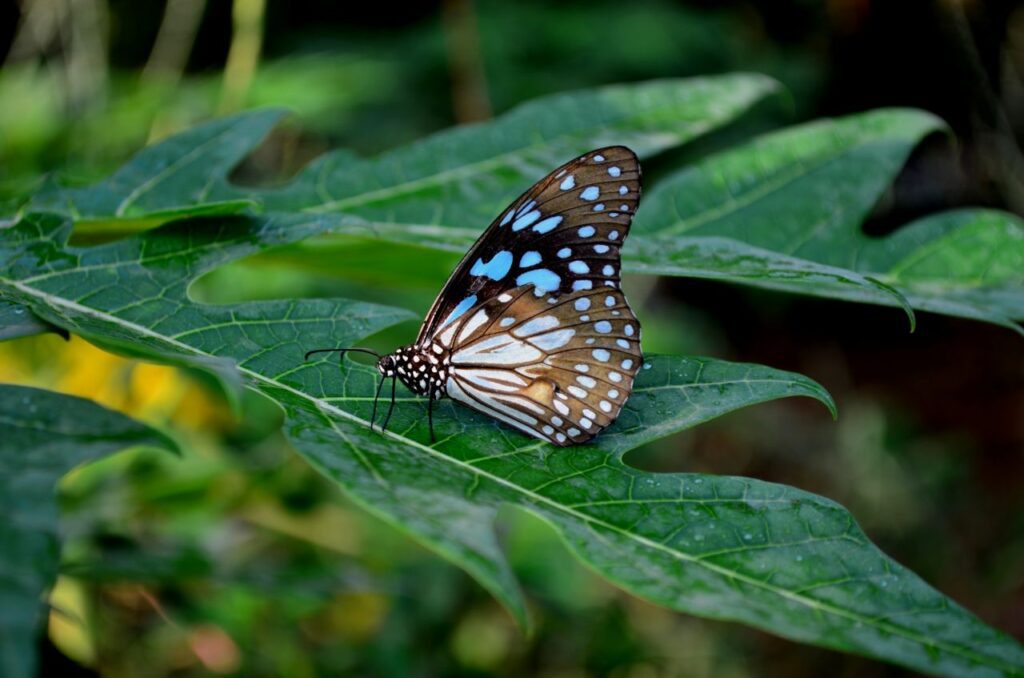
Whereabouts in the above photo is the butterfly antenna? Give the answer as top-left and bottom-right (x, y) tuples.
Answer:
(304, 347), (382, 362)
(369, 372), (388, 432)
(379, 375), (398, 434)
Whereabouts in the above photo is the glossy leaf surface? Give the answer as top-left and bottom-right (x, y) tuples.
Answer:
(2, 214), (1022, 675)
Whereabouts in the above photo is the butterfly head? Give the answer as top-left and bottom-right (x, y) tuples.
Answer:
(376, 353), (397, 376)
(376, 345), (448, 399)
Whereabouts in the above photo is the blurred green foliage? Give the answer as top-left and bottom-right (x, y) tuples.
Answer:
(0, 54), (398, 203)
(0, 0), (822, 205)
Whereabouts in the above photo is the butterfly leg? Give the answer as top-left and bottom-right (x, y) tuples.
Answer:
(369, 373), (387, 432)
(380, 375), (398, 433)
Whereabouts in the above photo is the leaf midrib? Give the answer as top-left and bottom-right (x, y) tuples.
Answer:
(651, 142), (859, 237)
(0, 273), (1010, 673)
(304, 148), (531, 213)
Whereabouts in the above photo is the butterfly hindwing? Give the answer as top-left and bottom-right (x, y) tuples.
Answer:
(439, 283), (642, 445)
(417, 146), (641, 344)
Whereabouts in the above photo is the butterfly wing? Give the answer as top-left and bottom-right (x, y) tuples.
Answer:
(437, 284), (642, 445)
(417, 146), (641, 343)
(420, 147), (643, 446)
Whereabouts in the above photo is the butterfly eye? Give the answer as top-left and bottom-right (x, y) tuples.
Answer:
(377, 355), (395, 373)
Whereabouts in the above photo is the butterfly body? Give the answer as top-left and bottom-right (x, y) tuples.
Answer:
(312, 147), (644, 446)
(378, 344), (450, 400)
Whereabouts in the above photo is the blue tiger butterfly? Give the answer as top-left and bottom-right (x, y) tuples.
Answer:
(307, 147), (643, 446)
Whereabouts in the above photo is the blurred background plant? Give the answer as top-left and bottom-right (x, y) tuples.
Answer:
(1, 0), (1022, 675)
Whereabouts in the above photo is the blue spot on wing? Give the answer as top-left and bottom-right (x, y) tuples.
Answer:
(511, 210), (541, 231)
(532, 216), (562, 234)
(516, 269), (560, 293)
(470, 251), (513, 280)
(520, 251), (541, 267)
(439, 294), (478, 329)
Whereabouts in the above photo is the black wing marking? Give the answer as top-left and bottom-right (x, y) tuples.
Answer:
(416, 146), (642, 345)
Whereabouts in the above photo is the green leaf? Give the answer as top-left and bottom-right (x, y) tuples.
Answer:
(26, 110), (279, 220)
(625, 235), (916, 327)
(26, 89), (1022, 334)
(635, 108), (944, 246)
(0, 384), (177, 678)
(635, 108), (1024, 333)
(857, 208), (1024, 326)
(0, 299), (68, 341)
(2, 214), (1022, 675)
(29, 75), (782, 230)
(242, 75), (783, 226)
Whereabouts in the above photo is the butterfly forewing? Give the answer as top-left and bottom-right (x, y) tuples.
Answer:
(415, 146), (643, 446)
(417, 146), (641, 343)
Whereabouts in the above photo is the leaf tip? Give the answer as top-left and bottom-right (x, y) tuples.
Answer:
(816, 385), (839, 421)
(864, 275), (916, 333)
(148, 427), (183, 457)
(826, 395), (839, 421)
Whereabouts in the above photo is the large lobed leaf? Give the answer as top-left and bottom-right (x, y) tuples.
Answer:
(27, 74), (782, 227)
(634, 109), (1024, 333)
(2, 213), (1023, 675)
(21, 77), (1023, 334)
(0, 384), (177, 678)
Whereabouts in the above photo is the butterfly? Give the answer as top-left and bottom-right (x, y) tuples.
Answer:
(307, 147), (643, 446)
